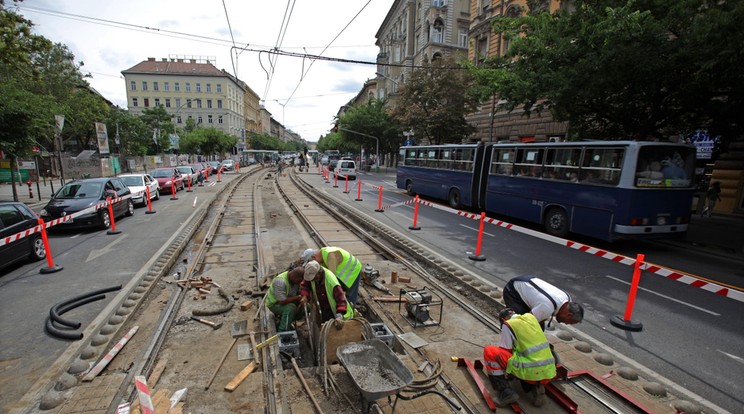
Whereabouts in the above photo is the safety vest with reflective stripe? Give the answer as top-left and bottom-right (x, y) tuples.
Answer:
(265, 271), (290, 309)
(321, 247), (361, 289)
(310, 267), (354, 320)
(483, 346), (506, 376)
(504, 313), (556, 381)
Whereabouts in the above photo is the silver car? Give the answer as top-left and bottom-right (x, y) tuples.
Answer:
(118, 173), (160, 206)
(176, 166), (200, 187)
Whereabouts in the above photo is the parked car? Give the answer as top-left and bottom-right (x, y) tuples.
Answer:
(0, 201), (46, 270)
(176, 165), (199, 187)
(39, 177), (134, 230)
(207, 161), (222, 174)
(188, 163), (207, 181)
(321, 156), (330, 165)
(151, 167), (185, 194)
(220, 159), (235, 171)
(117, 173), (159, 206)
(336, 159), (357, 180)
(329, 159), (339, 172)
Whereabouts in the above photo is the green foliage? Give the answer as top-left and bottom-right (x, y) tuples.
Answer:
(391, 57), (479, 145)
(473, 0), (744, 141)
(249, 132), (283, 151)
(140, 106), (175, 151)
(184, 127), (237, 156)
(105, 109), (151, 157)
(336, 99), (402, 154)
(0, 80), (55, 157)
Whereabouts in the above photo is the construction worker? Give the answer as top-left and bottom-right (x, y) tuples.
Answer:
(300, 260), (354, 324)
(301, 247), (362, 306)
(484, 308), (556, 407)
(265, 267), (306, 332)
(502, 275), (584, 330)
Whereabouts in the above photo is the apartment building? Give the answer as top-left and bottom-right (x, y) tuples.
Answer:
(121, 57), (247, 143)
(374, 0), (471, 105)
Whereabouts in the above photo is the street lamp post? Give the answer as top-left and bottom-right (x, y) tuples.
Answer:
(375, 72), (399, 95)
(339, 127), (379, 173)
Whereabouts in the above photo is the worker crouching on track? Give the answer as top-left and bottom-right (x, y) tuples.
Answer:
(484, 308), (556, 407)
(302, 247), (362, 306)
(301, 260), (354, 325)
(265, 267), (307, 332)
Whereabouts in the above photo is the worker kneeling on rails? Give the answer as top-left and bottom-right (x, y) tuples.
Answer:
(483, 308), (556, 407)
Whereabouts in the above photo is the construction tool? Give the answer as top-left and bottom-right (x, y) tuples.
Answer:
(205, 322), (251, 390)
(236, 330), (271, 361)
(191, 316), (223, 330)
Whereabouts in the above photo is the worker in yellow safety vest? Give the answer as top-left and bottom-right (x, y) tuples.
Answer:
(301, 247), (362, 305)
(300, 260), (354, 324)
(483, 308), (556, 407)
(265, 267), (306, 332)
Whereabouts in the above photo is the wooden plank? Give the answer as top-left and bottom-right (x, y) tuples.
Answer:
(147, 358), (168, 387)
(224, 361), (257, 392)
(239, 299), (254, 311)
(373, 296), (404, 303)
(151, 389), (170, 414)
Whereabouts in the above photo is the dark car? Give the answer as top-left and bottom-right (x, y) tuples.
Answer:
(329, 159), (339, 172)
(39, 177), (134, 230)
(207, 161), (222, 174)
(151, 167), (185, 194)
(0, 201), (46, 270)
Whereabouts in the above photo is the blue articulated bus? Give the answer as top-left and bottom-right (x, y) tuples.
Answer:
(397, 141), (696, 242)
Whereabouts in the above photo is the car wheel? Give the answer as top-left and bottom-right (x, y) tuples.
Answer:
(28, 235), (46, 261)
(99, 209), (111, 230)
(405, 180), (415, 196)
(125, 199), (134, 216)
(544, 207), (569, 237)
(448, 188), (461, 209)
(154, 189), (160, 200)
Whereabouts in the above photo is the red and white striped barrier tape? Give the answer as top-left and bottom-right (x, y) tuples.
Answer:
(134, 375), (155, 414)
(82, 326), (139, 381)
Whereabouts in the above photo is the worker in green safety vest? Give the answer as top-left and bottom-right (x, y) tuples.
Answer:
(483, 309), (556, 407)
(265, 267), (307, 332)
(301, 247), (363, 306)
(300, 260), (353, 325)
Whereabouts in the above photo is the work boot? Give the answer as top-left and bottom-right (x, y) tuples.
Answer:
(531, 382), (546, 407)
(489, 376), (519, 406)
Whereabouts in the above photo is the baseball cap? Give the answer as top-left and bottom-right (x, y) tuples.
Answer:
(301, 248), (316, 265)
(304, 260), (320, 281)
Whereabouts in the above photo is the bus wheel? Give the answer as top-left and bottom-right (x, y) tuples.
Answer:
(406, 180), (415, 195)
(448, 189), (461, 209)
(545, 207), (569, 237)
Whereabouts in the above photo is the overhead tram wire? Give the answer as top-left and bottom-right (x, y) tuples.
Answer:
(261, 0), (297, 102)
(221, 0), (239, 77)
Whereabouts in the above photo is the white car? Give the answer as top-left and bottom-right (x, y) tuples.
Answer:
(220, 159), (235, 171)
(336, 160), (357, 180)
(117, 173), (160, 206)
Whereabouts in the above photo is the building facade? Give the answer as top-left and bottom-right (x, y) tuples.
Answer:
(122, 56), (246, 142)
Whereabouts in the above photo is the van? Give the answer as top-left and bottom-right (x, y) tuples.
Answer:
(336, 160), (357, 180)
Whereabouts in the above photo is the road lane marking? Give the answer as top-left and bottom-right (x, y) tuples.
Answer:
(605, 275), (720, 316)
(86, 234), (128, 262)
(717, 350), (744, 365)
(460, 224), (495, 237)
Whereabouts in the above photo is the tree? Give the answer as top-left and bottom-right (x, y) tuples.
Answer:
(185, 127), (237, 157)
(106, 108), (151, 158)
(472, 0), (744, 141)
(139, 106), (174, 152)
(391, 57), (479, 145)
(337, 99), (402, 155)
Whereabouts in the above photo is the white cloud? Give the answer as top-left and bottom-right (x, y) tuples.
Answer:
(17, 0), (393, 142)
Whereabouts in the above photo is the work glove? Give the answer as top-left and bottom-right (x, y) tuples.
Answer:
(334, 313), (344, 330)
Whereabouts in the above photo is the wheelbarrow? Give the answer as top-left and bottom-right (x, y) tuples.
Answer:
(337, 339), (414, 414)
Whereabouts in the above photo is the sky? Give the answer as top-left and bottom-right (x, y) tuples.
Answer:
(14, 0), (395, 143)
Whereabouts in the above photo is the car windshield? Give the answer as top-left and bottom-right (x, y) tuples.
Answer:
(176, 167), (191, 174)
(189, 164), (202, 170)
(119, 176), (143, 186)
(152, 170), (172, 178)
(56, 182), (102, 199)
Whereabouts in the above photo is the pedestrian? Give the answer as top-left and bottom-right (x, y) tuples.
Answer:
(483, 308), (556, 407)
(502, 275), (583, 331)
(702, 181), (722, 218)
(265, 267), (306, 332)
(301, 247), (362, 306)
(300, 260), (354, 324)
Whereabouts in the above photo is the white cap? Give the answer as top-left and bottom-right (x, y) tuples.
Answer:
(301, 248), (316, 265)
(304, 260), (320, 281)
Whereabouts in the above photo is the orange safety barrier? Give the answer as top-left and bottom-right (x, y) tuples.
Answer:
(106, 197), (121, 235)
(145, 187), (156, 214)
(38, 218), (63, 274)
(468, 212), (486, 261)
(333, 171), (339, 188)
(355, 179), (363, 201)
(204, 168), (210, 182)
(343, 174), (350, 193)
(611, 253), (645, 332)
(170, 181), (178, 200)
(217, 169), (222, 182)
(375, 185), (384, 212)
(409, 195), (421, 230)
(186, 175), (192, 192)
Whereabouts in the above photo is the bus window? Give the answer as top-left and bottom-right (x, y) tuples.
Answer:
(514, 148), (544, 177)
(581, 147), (624, 185)
(635, 146), (694, 188)
(441, 149), (454, 170)
(491, 147), (515, 175)
(426, 149), (439, 168)
(415, 148), (428, 167)
(544, 147), (581, 181)
(453, 148), (474, 171)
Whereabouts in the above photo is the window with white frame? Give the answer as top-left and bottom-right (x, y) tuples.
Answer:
(175, 98), (181, 108)
(208, 115), (213, 124)
(185, 83), (191, 92)
(206, 84), (212, 93)
(459, 28), (468, 48)
(154, 98), (160, 107)
(164, 82), (170, 91)
(142, 81), (148, 91)
(431, 20), (444, 43)
(176, 116), (182, 124)
(130, 81), (136, 91)
(217, 100), (223, 109)
(153, 81), (159, 91)
(218, 115), (223, 124)
(433, 0), (445, 7)
(197, 100), (202, 108)
(216, 84), (222, 93)
(197, 116), (203, 124)
(196, 83), (201, 93)
(165, 98), (171, 108)
(174, 82), (180, 92)
(132, 98), (138, 107)
(207, 100), (212, 108)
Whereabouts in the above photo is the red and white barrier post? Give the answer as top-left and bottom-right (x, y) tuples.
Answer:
(27, 180), (33, 198)
(106, 197), (121, 235)
(170, 181), (178, 200)
(375, 185), (384, 212)
(468, 212), (487, 261)
(217, 168), (222, 182)
(186, 175), (192, 192)
(409, 195), (421, 230)
(611, 253), (645, 331)
(134, 375), (154, 414)
(355, 179), (363, 201)
(333, 171), (339, 188)
(37, 218), (62, 274)
(145, 187), (156, 215)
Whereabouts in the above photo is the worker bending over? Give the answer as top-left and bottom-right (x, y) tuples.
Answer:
(265, 267), (306, 332)
(503, 275), (583, 330)
(484, 308), (556, 407)
(302, 247), (362, 305)
(301, 260), (354, 324)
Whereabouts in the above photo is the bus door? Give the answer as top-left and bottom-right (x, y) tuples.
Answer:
(471, 143), (492, 210)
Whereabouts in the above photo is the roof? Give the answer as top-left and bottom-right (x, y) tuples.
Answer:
(122, 58), (227, 77)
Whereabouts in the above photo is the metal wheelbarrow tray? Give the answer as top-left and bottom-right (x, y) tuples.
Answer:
(337, 339), (414, 406)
